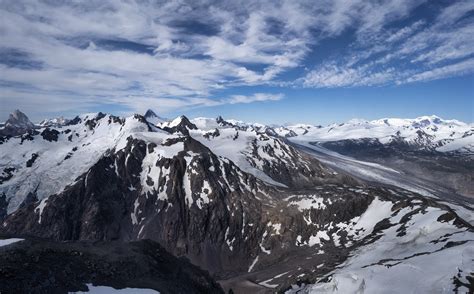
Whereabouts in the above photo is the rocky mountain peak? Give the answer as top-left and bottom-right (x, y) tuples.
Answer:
(6, 109), (34, 129)
(143, 109), (166, 126)
(0, 109), (36, 136)
(39, 116), (70, 127)
(215, 115), (236, 128)
(163, 115), (197, 135)
(216, 115), (224, 124)
(144, 109), (158, 118)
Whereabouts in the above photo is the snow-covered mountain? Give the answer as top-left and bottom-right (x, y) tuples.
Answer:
(39, 116), (71, 127)
(0, 112), (156, 213)
(0, 109), (36, 136)
(186, 117), (335, 188)
(144, 109), (167, 126)
(0, 110), (473, 293)
(279, 115), (473, 154)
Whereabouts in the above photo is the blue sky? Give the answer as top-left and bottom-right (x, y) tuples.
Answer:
(0, 0), (473, 125)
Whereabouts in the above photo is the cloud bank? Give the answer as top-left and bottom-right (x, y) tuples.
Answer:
(0, 0), (472, 119)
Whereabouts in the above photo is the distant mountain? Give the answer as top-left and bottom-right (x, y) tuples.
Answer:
(39, 116), (70, 128)
(144, 109), (166, 126)
(280, 115), (473, 154)
(0, 110), (472, 292)
(0, 109), (36, 136)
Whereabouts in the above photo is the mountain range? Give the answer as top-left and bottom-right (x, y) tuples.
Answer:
(0, 110), (472, 293)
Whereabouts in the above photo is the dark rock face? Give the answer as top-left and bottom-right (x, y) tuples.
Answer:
(283, 129), (298, 138)
(40, 128), (60, 142)
(3, 111), (470, 293)
(0, 109), (36, 136)
(203, 128), (220, 139)
(26, 153), (39, 167)
(144, 109), (158, 118)
(320, 138), (437, 157)
(19, 130), (38, 144)
(6, 109), (35, 129)
(0, 167), (15, 184)
(0, 194), (7, 221)
(0, 237), (224, 294)
(144, 109), (164, 122)
(18, 192), (38, 209)
(84, 112), (108, 130)
(216, 116), (236, 128)
(66, 116), (82, 126)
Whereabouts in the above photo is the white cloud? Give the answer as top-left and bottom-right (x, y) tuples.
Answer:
(0, 0), (310, 118)
(303, 64), (397, 88)
(301, 0), (474, 88)
(406, 58), (474, 83)
(226, 93), (284, 104)
(0, 0), (472, 119)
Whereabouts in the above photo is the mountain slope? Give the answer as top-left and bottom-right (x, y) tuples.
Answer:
(0, 113), (154, 213)
(144, 109), (167, 126)
(188, 116), (348, 189)
(286, 195), (473, 293)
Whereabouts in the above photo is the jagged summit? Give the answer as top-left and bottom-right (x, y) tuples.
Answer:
(144, 109), (158, 118)
(0, 109), (36, 136)
(39, 116), (70, 127)
(6, 109), (34, 129)
(162, 115), (197, 135)
(143, 109), (166, 125)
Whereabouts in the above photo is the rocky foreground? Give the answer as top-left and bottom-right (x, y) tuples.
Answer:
(0, 236), (223, 293)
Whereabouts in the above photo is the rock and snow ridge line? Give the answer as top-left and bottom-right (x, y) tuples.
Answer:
(3, 110), (471, 153)
(158, 113), (473, 154)
(0, 110), (341, 214)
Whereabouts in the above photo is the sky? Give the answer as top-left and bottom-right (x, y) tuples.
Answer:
(0, 0), (473, 125)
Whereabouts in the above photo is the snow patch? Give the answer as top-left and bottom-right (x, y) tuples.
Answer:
(0, 238), (24, 247)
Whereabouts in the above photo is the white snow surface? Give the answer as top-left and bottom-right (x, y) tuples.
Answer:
(287, 199), (474, 294)
(0, 238), (24, 247)
(248, 256), (259, 272)
(69, 284), (160, 293)
(287, 195), (328, 211)
(188, 125), (299, 187)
